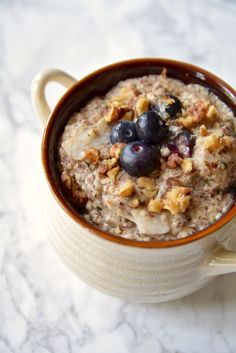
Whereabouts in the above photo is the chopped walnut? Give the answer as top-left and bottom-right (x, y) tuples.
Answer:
(137, 177), (156, 190)
(83, 148), (100, 163)
(166, 154), (183, 169)
(110, 143), (125, 159)
(99, 158), (118, 175)
(206, 105), (218, 121)
(118, 180), (135, 197)
(129, 197), (140, 208)
(181, 158), (193, 173)
(104, 105), (129, 123)
(121, 111), (134, 121)
(178, 116), (194, 128)
(199, 124), (208, 136)
(148, 199), (163, 213)
(107, 166), (120, 181)
(163, 186), (192, 215)
(135, 97), (150, 115)
(178, 102), (218, 128)
(203, 134), (233, 152)
(112, 86), (140, 105)
(190, 100), (210, 123)
(141, 189), (157, 200)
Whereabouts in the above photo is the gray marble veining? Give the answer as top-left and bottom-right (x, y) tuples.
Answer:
(0, 0), (236, 352)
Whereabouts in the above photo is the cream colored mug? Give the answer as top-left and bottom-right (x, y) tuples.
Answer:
(31, 59), (236, 302)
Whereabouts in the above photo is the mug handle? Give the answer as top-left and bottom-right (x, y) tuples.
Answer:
(31, 69), (77, 126)
(207, 247), (236, 276)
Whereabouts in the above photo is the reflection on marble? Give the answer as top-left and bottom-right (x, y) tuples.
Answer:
(0, 0), (236, 352)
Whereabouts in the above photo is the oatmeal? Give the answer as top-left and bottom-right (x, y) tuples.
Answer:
(58, 71), (236, 241)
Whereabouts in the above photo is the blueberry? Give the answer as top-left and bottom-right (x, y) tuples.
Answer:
(172, 129), (195, 158)
(120, 141), (159, 177)
(110, 121), (138, 144)
(151, 94), (182, 120)
(136, 110), (167, 145)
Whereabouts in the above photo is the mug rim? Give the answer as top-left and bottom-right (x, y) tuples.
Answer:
(41, 57), (236, 249)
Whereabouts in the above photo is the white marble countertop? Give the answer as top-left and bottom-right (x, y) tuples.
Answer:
(1, 0), (236, 352)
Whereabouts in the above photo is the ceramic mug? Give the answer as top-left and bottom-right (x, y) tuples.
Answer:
(32, 59), (236, 303)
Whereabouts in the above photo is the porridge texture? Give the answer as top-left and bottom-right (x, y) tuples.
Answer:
(58, 71), (236, 241)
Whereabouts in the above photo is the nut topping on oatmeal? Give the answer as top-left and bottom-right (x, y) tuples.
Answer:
(83, 148), (100, 163)
(98, 158), (118, 175)
(163, 186), (192, 215)
(118, 180), (135, 197)
(181, 158), (193, 173)
(104, 105), (129, 123)
(137, 177), (156, 190)
(166, 154), (183, 169)
(203, 134), (233, 152)
(129, 197), (140, 208)
(178, 102), (218, 129)
(148, 199), (163, 213)
(113, 85), (140, 105)
(107, 166), (120, 181)
(121, 111), (134, 121)
(178, 115), (194, 129)
(199, 124), (208, 136)
(135, 97), (150, 116)
(206, 105), (218, 121)
(110, 143), (125, 159)
(189, 100), (210, 123)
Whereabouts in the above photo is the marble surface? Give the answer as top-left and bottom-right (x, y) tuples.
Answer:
(0, 0), (236, 352)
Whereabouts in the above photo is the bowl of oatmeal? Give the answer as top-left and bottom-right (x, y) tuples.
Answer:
(32, 59), (236, 302)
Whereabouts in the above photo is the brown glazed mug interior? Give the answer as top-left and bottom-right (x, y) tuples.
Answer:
(42, 58), (236, 248)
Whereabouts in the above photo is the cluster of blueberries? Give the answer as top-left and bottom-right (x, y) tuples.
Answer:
(109, 95), (190, 177)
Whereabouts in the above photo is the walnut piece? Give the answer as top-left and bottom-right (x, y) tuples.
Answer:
(178, 102), (218, 128)
(104, 105), (129, 123)
(110, 143), (125, 159)
(190, 100), (210, 123)
(107, 166), (120, 181)
(121, 111), (134, 121)
(135, 97), (150, 115)
(129, 197), (140, 208)
(83, 148), (100, 163)
(99, 158), (118, 175)
(163, 186), (192, 215)
(204, 134), (233, 152)
(114, 86), (140, 105)
(137, 177), (156, 190)
(178, 116), (194, 128)
(166, 154), (183, 169)
(199, 124), (208, 136)
(206, 105), (218, 121)
(148, 199), (163, 213)
(181, 158), (193, 173)
(118, 180), (135, 197)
